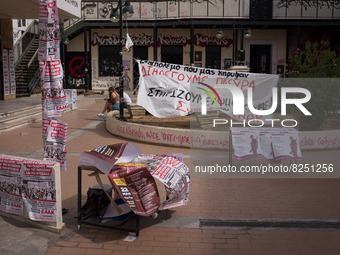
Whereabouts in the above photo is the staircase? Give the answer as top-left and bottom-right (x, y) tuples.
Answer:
(15, 37), (40, 97)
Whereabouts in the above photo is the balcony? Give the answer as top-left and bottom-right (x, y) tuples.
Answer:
(81, 0), (340, 21)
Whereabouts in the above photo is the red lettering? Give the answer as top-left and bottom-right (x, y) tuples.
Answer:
(41, 209), (55, 214)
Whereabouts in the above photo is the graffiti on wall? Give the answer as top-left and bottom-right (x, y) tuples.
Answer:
(92, 76), (119, 90)
(275, 0), (340, 10)
(91, 32), (233, 48)
(66, 52), (89, 89)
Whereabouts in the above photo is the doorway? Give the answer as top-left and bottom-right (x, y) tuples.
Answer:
(161, 45), (183, 65)
(250, 45), (271, 73)
(133, 46), (148, 89)
(206, 45), (221, 69)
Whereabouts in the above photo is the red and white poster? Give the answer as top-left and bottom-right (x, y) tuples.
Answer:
(2, 49), (10, 96)
(42, 118), (68, 170)
(9, 50), (16, 95)
(132, 154), (190, 210)
(38, 0), (60, 62)
(39, 0), (68, 169)
(0, 155), (58, 222)
(79, 145), (191, 215)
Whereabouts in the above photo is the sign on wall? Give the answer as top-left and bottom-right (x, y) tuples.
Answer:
(91, 33), (233, 48)
(65, 52), (89, 89)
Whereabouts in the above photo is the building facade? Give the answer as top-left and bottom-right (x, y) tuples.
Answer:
(0, 0), (81, 100)
(63, 0), (340, 91)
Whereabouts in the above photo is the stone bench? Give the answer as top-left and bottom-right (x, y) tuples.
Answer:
(195, 110), (220, 129)
(126, 104), (146, 119)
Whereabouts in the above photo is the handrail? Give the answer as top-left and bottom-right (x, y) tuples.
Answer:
(28, 69), (41, 95)
(14, 37), (38, 69)
(27, 49), (39, 68)
(64, 18), (83, 30)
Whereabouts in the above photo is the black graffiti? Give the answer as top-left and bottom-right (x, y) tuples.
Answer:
(147, 88), (194, 101)
(169, 0), (223, 5)
(99, 3), (116, 18)
(275, 0), (340, 10)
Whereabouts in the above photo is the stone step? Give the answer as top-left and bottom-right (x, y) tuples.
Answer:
(0, 105), (42, 133)
(0, 94), (94, 133)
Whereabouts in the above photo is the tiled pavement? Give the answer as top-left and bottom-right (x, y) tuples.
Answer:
(45, 226), (340, 255)
(1, 95), (340, 254)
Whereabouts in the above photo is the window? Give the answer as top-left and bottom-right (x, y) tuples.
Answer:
(98, 45), (121, 76)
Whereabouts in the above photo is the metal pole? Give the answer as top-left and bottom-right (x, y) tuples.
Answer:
(84, 26), (88, 90)
(232, 20), (235, 65)
(190, 23), (194, 65)
(240, 26), (244, 51)
(119, 0), (125, 120)
(153, 24), (157, 61)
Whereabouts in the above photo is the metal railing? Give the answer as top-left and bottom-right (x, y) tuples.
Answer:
(13, 20), (39, 66)
(27, 49), (40, 95)
(28, 69), (41, 95)
(80, 0), (340, 21)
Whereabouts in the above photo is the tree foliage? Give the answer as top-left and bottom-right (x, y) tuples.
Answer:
(285, 40), (340, 130)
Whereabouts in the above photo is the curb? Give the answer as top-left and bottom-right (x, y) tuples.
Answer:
(200, 217), (340, 229)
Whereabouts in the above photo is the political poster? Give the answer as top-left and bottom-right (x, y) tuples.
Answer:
(42, 118), (68, 170)
(136, 60), (279, 120)
(9, 50), (16, 95)
(132, 154), (190, 210)
(0, 154), (58, 222)
(231, 128), (301, 162)
(109, 164), (160, 217)
(78, 143), (142, 175)
(39, 0), (68, 169)
(2, 49), (10, 96)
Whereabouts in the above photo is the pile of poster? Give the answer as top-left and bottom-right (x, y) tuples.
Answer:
(231, 127), (301, 162)
(39, 0), (68, 170)
(78, 143), (190, 217)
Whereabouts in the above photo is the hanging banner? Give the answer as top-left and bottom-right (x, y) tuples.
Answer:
(136, 60), (279, 120)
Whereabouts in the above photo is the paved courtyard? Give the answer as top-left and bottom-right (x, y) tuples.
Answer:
(0, 97), (340, 254)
